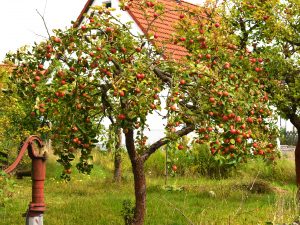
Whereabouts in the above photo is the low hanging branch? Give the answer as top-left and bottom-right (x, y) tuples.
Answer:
(153, 67), (172, 85)
(142, 124), (195, 161)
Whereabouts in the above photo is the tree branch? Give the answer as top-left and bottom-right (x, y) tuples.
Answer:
(153, 67), (172, 85)
(100, 84), (115, 124)
(239, 17), (248, 50)
(36, 9), (51, 39)
(141, 124), (195, 161)
(284, 37), (300, 47)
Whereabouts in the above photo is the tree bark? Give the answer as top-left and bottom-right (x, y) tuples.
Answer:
(294, 128), (300, 186)
(124, 125), (195, 225)
(131, 158), (146, 225)
(114, 128), (122, 182)
(290, 115), (300, 201)
(125, 129), (146, 225)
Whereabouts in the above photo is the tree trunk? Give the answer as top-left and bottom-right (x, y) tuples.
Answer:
(125, 129), (146, 225)
(290, 115), (300, 201)
(131, 158), (146, 225)
(294, 128), (300, 186)
(114, 128), (122, 182)
(114, 152), (122, 182)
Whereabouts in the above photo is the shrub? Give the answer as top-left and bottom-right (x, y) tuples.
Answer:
(183, 143), (234, 178)
(144, 150), (165, 176)
(121, 199), (135, 225)
(144, 143), (235, 178)
(238, 156), (295, 185)
(0, 171), (15, 207)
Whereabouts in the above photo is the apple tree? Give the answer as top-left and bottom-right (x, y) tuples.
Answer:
(7, 2), (279, 224)
(220, 0), (300, 190)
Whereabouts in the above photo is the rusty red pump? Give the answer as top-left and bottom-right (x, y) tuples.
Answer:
(4, 135), (46, 225)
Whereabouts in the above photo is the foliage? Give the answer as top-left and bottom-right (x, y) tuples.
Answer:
(6, 3), (279, 175)
(0, 171), (15, 207)
(121, 199), (135, 225)
(187, 143), (234, 178)
(144, 149), (165, 177)
(4, 2), (284, 223)
(279, 128), (298, 146)
(239, 154), (295, 185)
(221, 0), (300, 128)
(146, 143), (236, 178)
(0, 65), (35, 167)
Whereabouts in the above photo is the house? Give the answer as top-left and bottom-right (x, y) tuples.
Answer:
(75, 0), (199, 60)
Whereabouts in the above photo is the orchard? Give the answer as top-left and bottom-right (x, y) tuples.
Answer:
(5, 0), (300, 224)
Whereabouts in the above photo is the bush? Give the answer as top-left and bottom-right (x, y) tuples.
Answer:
(238, 156), (295, 185)
(182, 143), (234, 178)
(144, 143), (235, 178)
(0, 171), (15, 207)
(144, 150), (165, 176)
(121, 199), (135, 225)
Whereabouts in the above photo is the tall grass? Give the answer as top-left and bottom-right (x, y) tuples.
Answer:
(0, 149), (299, 225)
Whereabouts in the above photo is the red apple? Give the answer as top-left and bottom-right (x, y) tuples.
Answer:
(180, 79), (186, 85)
(224, 62), (230, 69)
(117, 114), (126, 120)
(54, 37), (61, 43)
(253, 142), (259, 148)
(170, 105), (177, 111)
(178, 144), (184, 150)
(119, 90), (125, 97)
(172, 165), (177, 172)
(136, 73), (145, 80)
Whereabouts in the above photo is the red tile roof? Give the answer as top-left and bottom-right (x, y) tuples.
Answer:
(75, 0), (199, 60)
(127, 0), (199, 60)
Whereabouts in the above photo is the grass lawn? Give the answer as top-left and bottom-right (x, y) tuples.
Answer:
(1, 151), (299, 225)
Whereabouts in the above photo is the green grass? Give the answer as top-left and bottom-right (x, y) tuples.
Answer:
(0, 151), (299, 225)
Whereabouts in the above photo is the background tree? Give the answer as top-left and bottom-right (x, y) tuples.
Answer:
(0, 64), (40, 168)
(7, 2), (279, 224)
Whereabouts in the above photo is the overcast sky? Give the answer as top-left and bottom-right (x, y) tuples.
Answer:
(0, 0), (202, 62)
(0, 0), (84, 62)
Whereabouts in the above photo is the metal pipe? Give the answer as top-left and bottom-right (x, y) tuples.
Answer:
(3, 135), (46, 225)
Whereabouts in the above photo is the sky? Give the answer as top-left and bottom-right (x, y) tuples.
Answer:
(0, 0), (85, 62)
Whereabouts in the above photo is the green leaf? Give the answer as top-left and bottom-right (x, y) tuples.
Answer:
(91, 139), (99, 143)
